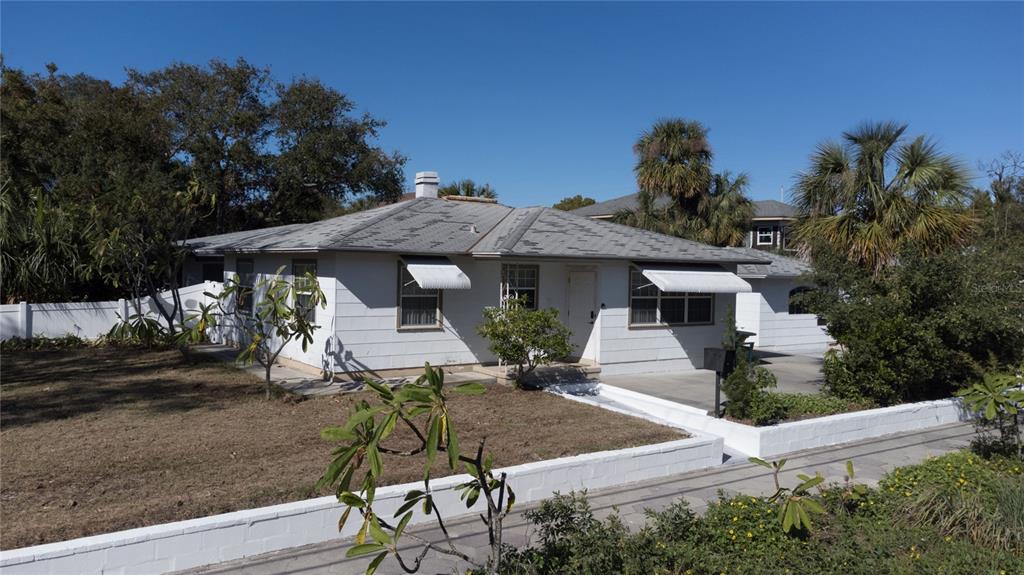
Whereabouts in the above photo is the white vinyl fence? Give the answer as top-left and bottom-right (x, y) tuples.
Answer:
(0, 282), (222, 341)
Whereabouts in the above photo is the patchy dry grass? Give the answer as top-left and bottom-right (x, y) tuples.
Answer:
(0, 347), (683, 549)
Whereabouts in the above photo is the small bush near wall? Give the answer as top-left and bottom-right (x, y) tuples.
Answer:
(745, 392), (868, 426)
(485, 452), (1024, 575)
(0, 335), (89, 352)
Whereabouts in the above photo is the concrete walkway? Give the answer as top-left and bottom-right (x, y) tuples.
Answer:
(177, 422), (975, 575)
(601, 352), (824, 413)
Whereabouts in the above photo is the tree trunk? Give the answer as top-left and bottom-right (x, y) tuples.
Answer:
(265, 362), (272, 400)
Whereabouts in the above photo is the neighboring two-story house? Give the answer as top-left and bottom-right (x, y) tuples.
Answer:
(570, 193), (798, 251)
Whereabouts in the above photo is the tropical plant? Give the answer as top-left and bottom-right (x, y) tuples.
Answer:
(438, 179), (497, 199)
(105, 313), (172, 348)
(634, 118), (713, 211)
(183, 266), (327, 399)
(792, 121), (975, 274)
(748, 457), (826, 534)
(552, 195), (596, 211)
(614, 118), (753, 247)
(698, 171), (755, 246)
(958, 372), (1024, 458)
(318, 364), (512, 574)
(477, 297), (574, 385)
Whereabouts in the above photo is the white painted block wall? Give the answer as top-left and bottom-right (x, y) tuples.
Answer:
(0, 435), (723, 575)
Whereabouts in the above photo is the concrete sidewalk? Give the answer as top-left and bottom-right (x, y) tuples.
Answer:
(178, 423), (975, 575)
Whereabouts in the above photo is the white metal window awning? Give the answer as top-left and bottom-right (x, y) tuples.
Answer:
(636, 264), (752, 294)
(401, 256), (472, 290)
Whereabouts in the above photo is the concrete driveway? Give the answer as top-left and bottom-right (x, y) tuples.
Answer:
(599, 351), (825, 413)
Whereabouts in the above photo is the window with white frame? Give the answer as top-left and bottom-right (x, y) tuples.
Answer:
(756, 226), (774, 246)
(398, 263), (442, 328)
(292, 259), (318, 322)
(235, 259), (255, 316)
(501, 264), (539, 310)
(629, 268), (714, 326)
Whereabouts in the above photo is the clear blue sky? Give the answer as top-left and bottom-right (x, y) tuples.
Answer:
(3, 2), (1022, 207)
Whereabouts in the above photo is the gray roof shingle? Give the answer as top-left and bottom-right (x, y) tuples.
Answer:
(727, 246), (812, 278)
(570, 192), (797, 219)
(189, 198), (768, 265)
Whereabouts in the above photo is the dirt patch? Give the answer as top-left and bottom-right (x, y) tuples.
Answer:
(0, 347), (683, 549)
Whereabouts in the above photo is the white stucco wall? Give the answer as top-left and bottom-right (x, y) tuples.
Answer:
(595, 261), (732, 376)
(743, 278), (831, 355)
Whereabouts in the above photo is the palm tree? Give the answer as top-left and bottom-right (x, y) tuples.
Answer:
(615, 119), (753, 247)
(792, 121), (975, 274)
(438, 179), (497, 199)
(634, 119), (713, 215)
(698, 172), (754, 246)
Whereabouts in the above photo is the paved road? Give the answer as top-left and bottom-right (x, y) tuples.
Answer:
(178, 423), (975, 575)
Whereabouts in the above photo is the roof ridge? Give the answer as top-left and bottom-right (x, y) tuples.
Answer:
(465, 204), (518, 253)
(321, 198), (420, 246)
(493, 207), (546, 252)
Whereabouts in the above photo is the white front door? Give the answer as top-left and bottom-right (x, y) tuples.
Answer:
(566, 271), (597, 359)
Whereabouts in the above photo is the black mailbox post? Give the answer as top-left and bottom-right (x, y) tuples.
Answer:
(703, 347), (737, 418)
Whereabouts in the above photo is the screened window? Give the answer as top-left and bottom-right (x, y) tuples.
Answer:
(756, 226), (774, 245)
(292, 259), (318, 322)
(629, 269), (714, 326)
(235, 259), (255, 316)
(398, 263), (441, 328)
(501, 264), (539, 310)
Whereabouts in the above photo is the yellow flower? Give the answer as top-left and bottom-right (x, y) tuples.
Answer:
(747, 531), (753, 538)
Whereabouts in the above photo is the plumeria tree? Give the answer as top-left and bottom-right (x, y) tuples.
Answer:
(318, 364), (513, 574)
(184, 266), (326, 399)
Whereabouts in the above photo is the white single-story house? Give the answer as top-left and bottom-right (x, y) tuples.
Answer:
(187, 172), (793, 379)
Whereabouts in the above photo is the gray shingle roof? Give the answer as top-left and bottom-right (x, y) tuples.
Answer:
(727, 246), (812, 278)
(189, 198), (768, 265)
(751, 199), (797, 219)
(570, 192), (797, 220)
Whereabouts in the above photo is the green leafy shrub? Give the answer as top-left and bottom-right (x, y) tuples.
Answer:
(804, 244), (1024, 406)
(0, 334), (88, 351)
(492, 484), (1024, 575)
(721, 352), (777, 420)
(477, 297), (574, 385)
(957, 372), (1023, 458)
(105, 313), (173, 348)
(747, 391), (867, 426)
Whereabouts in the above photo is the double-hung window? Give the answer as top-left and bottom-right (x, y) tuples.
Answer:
(235, 259), (255, 316)
(501, 264), (539, 310)
(756, 226), (774, 246)
(292, 259), (318, 322)
(398, 263), (442, 328)
(629, 268), (714, 326)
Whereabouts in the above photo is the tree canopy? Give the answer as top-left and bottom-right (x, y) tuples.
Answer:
(552, 195), (596, 211)
(1, 59), (406, 302)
